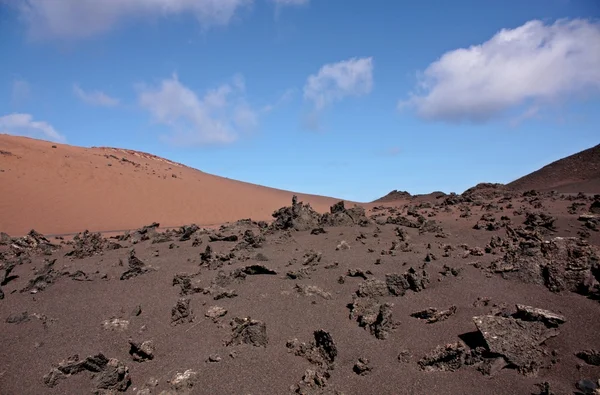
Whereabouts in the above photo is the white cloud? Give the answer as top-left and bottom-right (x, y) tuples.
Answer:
(11, 79), (31, 106)
(73, 84), (120, 107)
(304, 57), (374, 111)
(0, 113), (66, 142)
(16, 0), (252, 39)
(138, 73), (258, 146)
(399, 19), (600, 122)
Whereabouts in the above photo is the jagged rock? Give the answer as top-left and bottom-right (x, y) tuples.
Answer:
(356, 279), (389, 298)
(303, 250), (322, 266)
(473, 315), (559, 375)
(576, 379), (600, 395)
(6, 311), (30, 324)
(411, 306), (457, 323)
(128, 222), (160, 243)
(347, 269), (369, 280)
(524, 212), (556, 233)
(287, 329), (338, 368)
(353, 358), (372, 375)
(10, 229), (58, 255)
(167, 369), (197, 392)
(227, 317), (268, 347)
(21, 258), (62, 293)
(171, 298), (193, 325)
(335, 240), (350, 250)
(43, 354), (130, 392)
(291, 368), (331, 394)
(514, 304), (566, 328)
(151, 232), (173, 244)
(491, 230), (600, 296)
(0, 232), (12, 245)
(386, 215), (420, 228)
(418, 342), (475, 372)
(477, 357), (508, 377)
(129, 340), (154, 362)
(178, 224), (199, 241)
(238, 264), (277, 275)
(209, 234), (239, 242)
(348, 296), (394, 339)
(320, 201), (370, 227)
(287, 267), (313, 280)
(311, 228), (327, 235)
(576, 350), (600, 366)
(120, 250), (153, 280)
(199, 245), (235, 270)
(65, 230), (121, 258)
(397, 350), (411, 363)
(271, 196), (322, 231)
(1, 263), (17, 286)
(172, 273), (202, 296)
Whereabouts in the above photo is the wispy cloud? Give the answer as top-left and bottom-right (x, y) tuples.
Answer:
(509, 105), (541, 128)
(262, 88), (295, 113)
(304, 57), (374, 111)
(0, 113), (66, 142)
(11, 79), (31, 106)
(73, 84), (120, 107)
(15, 0), (252, 40)
(271, 0), (310, 6)
(399, 19), (600, 123)
(137, 73), (258, 146)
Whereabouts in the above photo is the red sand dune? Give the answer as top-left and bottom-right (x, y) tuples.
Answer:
(0, 134), (348, 236)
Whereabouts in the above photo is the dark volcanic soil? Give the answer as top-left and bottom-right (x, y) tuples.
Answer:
(1, 192), (600, 395)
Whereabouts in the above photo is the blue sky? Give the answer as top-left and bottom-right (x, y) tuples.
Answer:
(1, 0), (599, 202)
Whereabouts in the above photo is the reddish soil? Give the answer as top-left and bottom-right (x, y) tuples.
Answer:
(1, 136), (600, 395)
(0, 189), (599, 395)
(508, 144), (600, 193)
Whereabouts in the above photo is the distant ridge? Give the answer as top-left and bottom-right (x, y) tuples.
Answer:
(508, 144), (600, 193)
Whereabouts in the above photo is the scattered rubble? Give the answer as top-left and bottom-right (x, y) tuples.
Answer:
(65, 230), (122, 258)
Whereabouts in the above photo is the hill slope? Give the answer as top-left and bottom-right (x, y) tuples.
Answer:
(0, 134), (347, 236)
(507, 144), (600, 193)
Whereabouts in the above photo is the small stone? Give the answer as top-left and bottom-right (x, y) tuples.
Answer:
(207, 354), (221, 363)
(131, 305), (142, 317)
(205, 306), (227, 320)
(353, 357), (372, 375)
